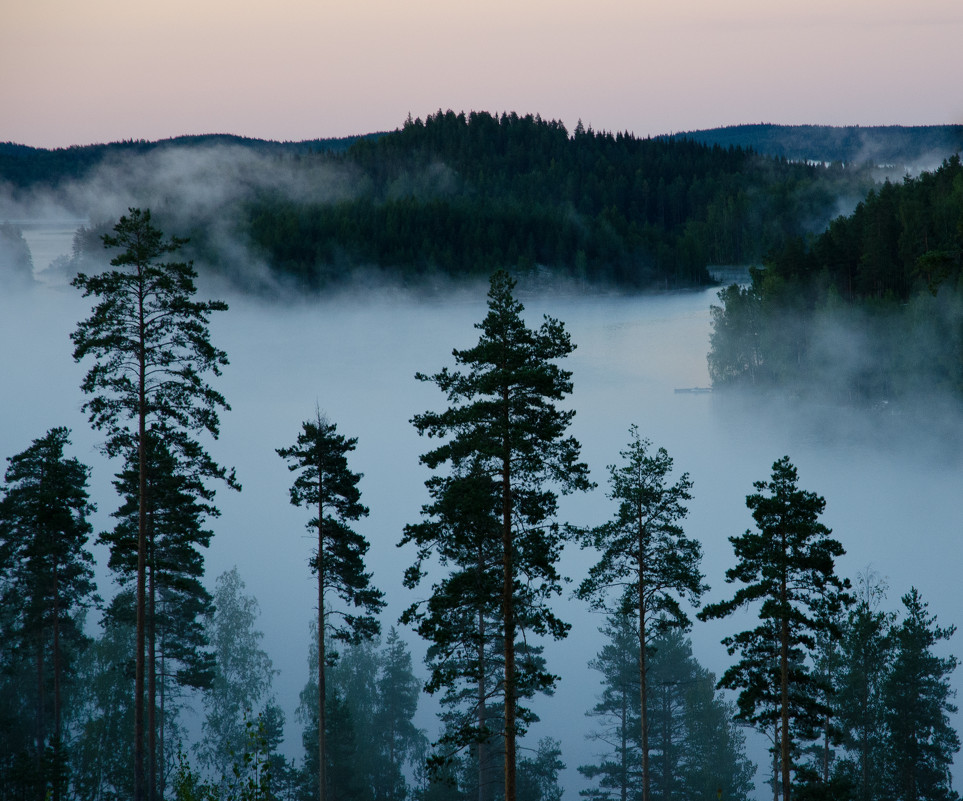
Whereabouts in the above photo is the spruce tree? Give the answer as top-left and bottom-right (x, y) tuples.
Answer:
(882, 588), (960, 801)
(0, 427), (96, 800)
(699, 456), (850, 801)
(277, 412), (384, 801)
(71, 207), (234, 801)
(408, 270), (592, 801)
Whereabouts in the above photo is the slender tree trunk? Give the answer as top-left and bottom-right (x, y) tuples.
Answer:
(148, 532), (157, 801)
(662, 683), (672, 801)
(53, 558), (62, 801)
(501, 400), (516, 801)
(620, 683), (628, 801)
(160, 623), (167, 801)
(135, 269), (148, 801)
(36, 626), (45, 778)
(780, 566), (791, 801)
(318, 475), (326, 801)
(638, 516), (650, 801)
(478, 595), (489, 801)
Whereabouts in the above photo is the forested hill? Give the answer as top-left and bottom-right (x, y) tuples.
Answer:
(0, 133), (376, 189)
(665, 124), (963, 168)
(3, 111), (888, 291)
(238, 111), (881, 289)
(708, 155), (963, 400)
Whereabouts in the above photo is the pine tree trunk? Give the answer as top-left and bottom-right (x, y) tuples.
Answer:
(501, 410), (517, 801)
(638, 515), (650, 801)
(318, 475), (326, 801)
(36, 620), (45, 779)
(478, 596), (489, 801)
(53, 558), (62, 801)
(780, 567), (791, 801)
(135, 272), (148, 801)
(148, 533), (157, 801)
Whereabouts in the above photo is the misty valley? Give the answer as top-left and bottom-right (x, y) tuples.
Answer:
(1, 116), (963, 801)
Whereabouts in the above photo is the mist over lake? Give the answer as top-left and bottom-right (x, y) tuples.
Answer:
(2, 227), (962, 799)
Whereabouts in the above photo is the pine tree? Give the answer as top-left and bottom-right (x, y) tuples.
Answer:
(277, 412), (384, 801)
(400, 459), (505, 800)
(407, 270), (592, 801)
(699, 456), (850, 801)
(104, 431), (218, 798)
(0, 427), (96, 800)
(577, 427), (705, 801)
(71, 208), (234, 801)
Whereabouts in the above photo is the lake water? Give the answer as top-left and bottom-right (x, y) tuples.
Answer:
(2, 229), (962, 797)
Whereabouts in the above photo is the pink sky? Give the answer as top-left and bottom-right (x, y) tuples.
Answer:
(3, 0), (963, 149)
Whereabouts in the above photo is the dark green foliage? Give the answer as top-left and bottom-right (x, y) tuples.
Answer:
(0, 427), (96, 801)
(105, 431), (218, 684)
(278, 413), (384, 801)
(69, 593), (139, 801)
(831, 573), (893, 801)
(297, 633), (427, 801)
(243, 111), (875, 290)
(276, 413), (384, 645)
(71, 208), (232, 462)
(708, 156), (963, 398)
(882, 589), (959, 801)
(399, 457), (509, 792)
(699, 457), (850, 801)
(579, 620), (755, 801)
(406, 270), (592, 801)
(71, 206), (234, 801)
(577, 426), (705, 801)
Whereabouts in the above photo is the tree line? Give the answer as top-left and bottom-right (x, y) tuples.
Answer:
(708, 156), (963, 400)
(0, 211), (958, 801)
(239, 110), (875, 290)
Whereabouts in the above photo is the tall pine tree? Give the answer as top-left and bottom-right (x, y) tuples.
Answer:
(408, 270), (592, 801)
(699, 456), (849, 801)
(577, 427), (705, 801)
(277, 412), (384, 801)
(71, 208), (234, 801)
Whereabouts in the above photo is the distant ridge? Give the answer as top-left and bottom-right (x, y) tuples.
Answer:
(0, 132), (385, 188)
(663, 124), (963, 168)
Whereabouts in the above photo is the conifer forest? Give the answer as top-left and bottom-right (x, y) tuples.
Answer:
(1, 115), (962, 801)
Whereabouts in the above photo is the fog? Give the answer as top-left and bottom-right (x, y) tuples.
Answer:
(3, 224), (963, 799)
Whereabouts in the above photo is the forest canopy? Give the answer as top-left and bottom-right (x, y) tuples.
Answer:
(708, 155), (963, 400)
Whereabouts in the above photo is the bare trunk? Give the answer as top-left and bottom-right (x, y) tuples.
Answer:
(36, 614), (45, 778)
(148, 531), (157, 801)
(318, 473), (326, 801)
(501, 398), (516, 801)
(159, 623), (167, 801)
(53, 559), (62, 801)
(780, 559), (791, 801)
(638, 513), (650, 801)
(478, 590), (490, 801)
(135, 267), (148, 801)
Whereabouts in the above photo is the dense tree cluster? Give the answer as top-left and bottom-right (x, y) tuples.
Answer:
(243, 111), (874, 290)
(0, 213), (958, 801)
(708, 156), (963, 399)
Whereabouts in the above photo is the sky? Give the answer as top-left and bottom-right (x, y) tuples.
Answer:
(4, 0), (963, 149)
